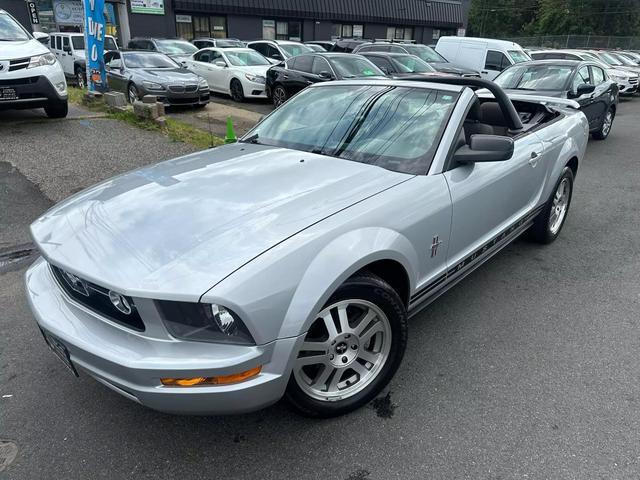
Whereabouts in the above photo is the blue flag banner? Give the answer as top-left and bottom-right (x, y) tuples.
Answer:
(83, 0), (106, 92)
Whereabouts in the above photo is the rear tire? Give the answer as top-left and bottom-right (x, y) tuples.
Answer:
(286, 272), (408, 418)
(592, 107), (614, 140)
(528, 166), (574, 244)
(75, 67), (86, 89)
(127, 83), (139, 104)
(44, 100), (68, 119)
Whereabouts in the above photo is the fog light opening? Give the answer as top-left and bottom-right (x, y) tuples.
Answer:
(161, 365), (262, 387)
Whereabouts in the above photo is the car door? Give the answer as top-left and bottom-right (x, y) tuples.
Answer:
(187, 50), (218, 90)
(588, 65), (613, 127)
(285, 55), (315, 93)
(570, 65), (598, 129)
(60, 36), (75, 75)
(310, 56), (335, 82)
(105, 52), (126, 93)
(483, 50), (511, 80)
(443, 103), (544, 270)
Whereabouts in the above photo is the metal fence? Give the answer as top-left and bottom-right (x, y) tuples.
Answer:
(507, 35), (640, 50)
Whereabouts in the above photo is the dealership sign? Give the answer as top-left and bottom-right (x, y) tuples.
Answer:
(27, 1), (40, 24)
(53, 1), (84, 25)
(84, 0), (107, 91)
(131, 0), (165, 15)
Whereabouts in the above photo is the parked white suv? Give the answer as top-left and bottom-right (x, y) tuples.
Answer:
(0, 9), (68, 118)
(48, 32), (118, 88)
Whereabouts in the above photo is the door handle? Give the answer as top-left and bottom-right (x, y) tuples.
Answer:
(529, 151), (541, 167)
(481, 70), (488, 74)
(283, 75), (289, 79)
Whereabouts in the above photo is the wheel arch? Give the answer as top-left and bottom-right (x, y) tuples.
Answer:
(278, 227), (418, 340)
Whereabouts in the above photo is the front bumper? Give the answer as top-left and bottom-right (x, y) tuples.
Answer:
(143, 87), (210, 107)
(616, 79), (638, 95)
(25, 258), (303, 415)
(0, 70), (67, 111)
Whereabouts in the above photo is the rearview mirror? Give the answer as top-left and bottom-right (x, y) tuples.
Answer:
(33, 31), (49, 44)
(214, 60), (227, 68)
(572, 83), (596, 97)
(453, 135), (514, 164)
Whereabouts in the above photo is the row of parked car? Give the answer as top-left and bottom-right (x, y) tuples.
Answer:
(23, 18), (640, 143)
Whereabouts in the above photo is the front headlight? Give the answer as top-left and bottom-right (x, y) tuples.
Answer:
(27, 53), (57, 69)
(245, 73), (266, 84)
(157, 301), (255, 345)
(198, 77), (208, 89)
(142, 80), (164, 91)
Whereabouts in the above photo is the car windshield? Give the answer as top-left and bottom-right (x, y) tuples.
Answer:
(279, 43), (313, 57)
(71, 36), (118, 51)
(225, 50), (270, 66)
(404, 45), (447, 63)
(392, 55), (436, 73)
(0, 13), (29, 41)
(597, 52), (623, 66)
(330, 57), (385, 78)
(156, 40), (198, 55)
(123, 52), (178, 69)
(245, 84), (459, 174)
(611, 53), (636, 66)
(495, 64), (574, 90)
(508, 50), (531, 63)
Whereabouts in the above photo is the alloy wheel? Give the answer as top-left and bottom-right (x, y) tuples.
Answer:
(548, 178), (571, 234)
(76, 71), (85, 89)
(293, 299), (392, 402)
(602, 110), (613, 137)
(273, 87), (287, 107)
(230, 80), (244, 102)
(128, 85), (138, 103)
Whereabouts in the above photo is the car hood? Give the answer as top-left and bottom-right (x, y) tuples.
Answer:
(429, 62), (479, 76)
(31, 144), (409, 300)
(234, 64), (270, 75)
(0, 39), (47, 59)
(135, 67), (200, 83)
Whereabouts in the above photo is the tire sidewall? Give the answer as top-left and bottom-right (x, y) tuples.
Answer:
(273, 85), (286, 107)
(593, 108), (614, 140)
(540, 167), (574, 243)
(286, 275), (408, 417)
(230, 79), (244, 102)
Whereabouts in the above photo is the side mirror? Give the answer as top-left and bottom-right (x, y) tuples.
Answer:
(214, 60), (227, 68)
(453, 135), (514, 164)
(318, 70), (334, 80)
(271, 53), (283, 61)
(572, 83), (596, 97)
(33, 31), (49, 44)
(180, 60), (188, 68)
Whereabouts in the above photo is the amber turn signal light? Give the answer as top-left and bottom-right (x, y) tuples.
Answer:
(161, 366), (262, 387)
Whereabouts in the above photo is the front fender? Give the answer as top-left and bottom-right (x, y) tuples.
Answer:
(278, 227), (418, 339)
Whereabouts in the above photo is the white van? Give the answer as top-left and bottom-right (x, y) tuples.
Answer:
(435, 37), (530, 80)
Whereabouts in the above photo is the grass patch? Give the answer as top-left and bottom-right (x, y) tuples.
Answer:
(67, 87), (223, 149)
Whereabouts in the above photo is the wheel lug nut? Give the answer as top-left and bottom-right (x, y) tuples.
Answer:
(345, 334), (350, 339)
(351, 345), (358, 350)
(329, 354), (334, 360)
(342, 356), (348, 363)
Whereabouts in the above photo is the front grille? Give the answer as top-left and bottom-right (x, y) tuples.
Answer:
(185, 84), (197, 93)
(50, 264), (145, 331)
(167, 84), (184, 93)
(629, 77), (638, 84)
(462, 73), (482, 78)
(9, 57), (30, 72)
(0, 76), (39, 86)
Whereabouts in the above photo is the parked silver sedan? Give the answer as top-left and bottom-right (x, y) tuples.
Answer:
(26, 78), (589, 417)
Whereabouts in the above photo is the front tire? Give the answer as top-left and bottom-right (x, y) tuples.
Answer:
(230, 79), (245, 102)
(44, 100), (68, 118)
(272, 84), (287, 107)
(127, 83), (139, 104)
(592, 107), (614, 140)
(528, 166), (574, 244)
(286, 273), (408, 418)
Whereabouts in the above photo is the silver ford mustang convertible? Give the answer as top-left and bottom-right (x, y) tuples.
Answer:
(26, 78), (589, 417)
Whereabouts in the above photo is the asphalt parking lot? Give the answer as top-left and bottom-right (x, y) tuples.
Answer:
(1, 98), (640, 480)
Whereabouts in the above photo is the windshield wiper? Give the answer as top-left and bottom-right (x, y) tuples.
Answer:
(242, 133), (261, 144)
